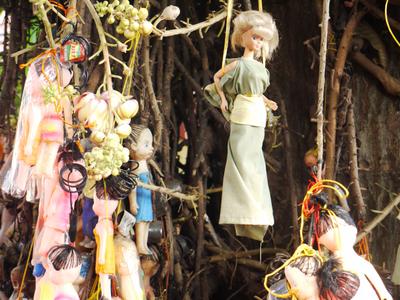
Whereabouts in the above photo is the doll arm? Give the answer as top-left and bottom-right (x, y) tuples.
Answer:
(213, 61), (238, 112)
(364, 261), (393, 300)
(128, 188), (138, 215)
(97, 224), (107, 265)
(262, 95), (278, 111)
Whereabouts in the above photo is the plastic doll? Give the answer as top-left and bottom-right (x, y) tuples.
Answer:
(124, 125), (154, 256)
(93, 170), (136, 300)
(9, 265), (24, 300)
(32, 144), (86, 267)
(114, 210), (145, 300)
(318, 257), (363, 300)
(204, 10), (279, 241)
(265, 244), (322, 300)
(34, 244), (82, 300)
(316, 205), (392, 300)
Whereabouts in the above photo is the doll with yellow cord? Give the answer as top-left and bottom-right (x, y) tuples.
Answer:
(265, 244), (323, 300)
(204, 10), (279, 241)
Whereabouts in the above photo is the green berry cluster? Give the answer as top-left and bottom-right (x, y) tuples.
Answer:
(95, 0), (153, 38)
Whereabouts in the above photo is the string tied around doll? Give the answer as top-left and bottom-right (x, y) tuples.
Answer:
(263, 244), (324, 299)
(299, 179), (349, 245)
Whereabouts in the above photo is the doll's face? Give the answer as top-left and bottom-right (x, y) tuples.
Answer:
(284, 266), (320, 300)
(318, 218), (357, 252)
(131, 129), (154, 160)
(10, 267), (22, 289)
(242, 29), (264, 52)
(47, 264), (82, 285)
(92, 193), (119, 217)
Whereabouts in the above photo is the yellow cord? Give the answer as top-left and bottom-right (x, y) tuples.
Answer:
(258, 0), (263, 11)
(17, 237), (35, 299)
(385, 0), (400, 47)
(299, 179), (349, 244)
(221, 0), (234, 70)
(263, 244), (323, 298)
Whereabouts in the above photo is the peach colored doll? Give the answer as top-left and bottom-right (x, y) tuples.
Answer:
(34, 244), (82, 300)
(93, 188), (119, 300)
(114, 210), (145, 300)
(317, 205), (392, 300)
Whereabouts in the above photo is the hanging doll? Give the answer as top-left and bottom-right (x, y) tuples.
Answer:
(34, 244), (82, 300)
(265, 244), (322, 300)
(316, 205), (393, 300)
(32, 142), (86, 267)
(93, 170), (136, 300)
(124, 125), (155, 256)
(204, 10), (279, 241)
(114, 210), (145, 300)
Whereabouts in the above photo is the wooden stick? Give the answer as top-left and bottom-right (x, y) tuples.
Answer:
(351, 51), (400, 96)
(203, 246), (289, 263)
(356, 194), (400, 242)
(137, 181), (199, 202)
(325, 10), (366, 184)
(347, 103), (367, 219)
(315, 0), (331, 179)
(154, 10), (227, 38)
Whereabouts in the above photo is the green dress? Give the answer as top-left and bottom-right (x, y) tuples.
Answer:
(204, 58), (274, 241)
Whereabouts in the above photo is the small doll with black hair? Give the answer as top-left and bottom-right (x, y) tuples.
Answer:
(318, 257), (362, 300)
(114, 210), (145, 300)
(316, 205), (392, 300)
(265, 244), (322, 300)
(124, 125), (154, 256)
(34, 244), (82, 300)
(93, 170), (136, 300)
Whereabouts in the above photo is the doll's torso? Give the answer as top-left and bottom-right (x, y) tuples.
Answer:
(94, 219), (116, 274)
(221, 58), (270, 127)
(135, 171), (153, 222)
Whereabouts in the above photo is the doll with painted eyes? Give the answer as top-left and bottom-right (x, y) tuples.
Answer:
(204, 10), (279, 241)
(124, 125), (155, 256)
(316, 205), (392, 300)
(34, 244), (82, 300)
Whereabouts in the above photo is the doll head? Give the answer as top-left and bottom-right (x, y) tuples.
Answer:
(316, 205), (357, 252)
(231, 10), (279, 60)
(93, 188), (119, 218)
(317, 258), (360, 300)
(284, 253), (322, 300)
(124, 125), (154, 161)
(10, 265), (24, 290)
(46, 244), (82, 285)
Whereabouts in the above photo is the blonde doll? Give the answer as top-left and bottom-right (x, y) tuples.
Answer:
(204, 10), (279, 241)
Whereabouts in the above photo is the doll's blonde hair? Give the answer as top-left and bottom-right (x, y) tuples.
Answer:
(231, 10), (279, 60)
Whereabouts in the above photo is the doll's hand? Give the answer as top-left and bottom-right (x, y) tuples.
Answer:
(265, 99), (278, 111)
(220, 98), (228, 113)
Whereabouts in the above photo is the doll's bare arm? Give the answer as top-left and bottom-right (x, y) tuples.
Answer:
(214, 61), (238, 112)
(262, 95), (278, 111)
(129, 189), (138, 215)
(363, 261), (393, 300)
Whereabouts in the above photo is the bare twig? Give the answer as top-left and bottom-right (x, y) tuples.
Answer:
(325, 9), (366, 184)
(360, 0), (400, 31)
(356, 194), (400, 242)
(347, 103), (367, 219)
(137, 181), (199, 202)
(315, 0), (331, 179)
(154, 10), (227, 38)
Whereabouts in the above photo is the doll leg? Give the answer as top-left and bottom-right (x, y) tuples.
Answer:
(99, 273), (112, 300)
(135, 222), (151, 255)
(144, 222), (151, 253)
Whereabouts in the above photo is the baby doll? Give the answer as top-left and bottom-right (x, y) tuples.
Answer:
(33, 144), (86, 266)
(316, 205), (392, 300)
(114, 210), (145, 300)
(265, 244), (322, 300)
(93, 170), (136, 300)
(318, 257), (364, 300)
(124, 125), (154, 256)
(34, 244), (82, 300)
(204, 10), (279, 241)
